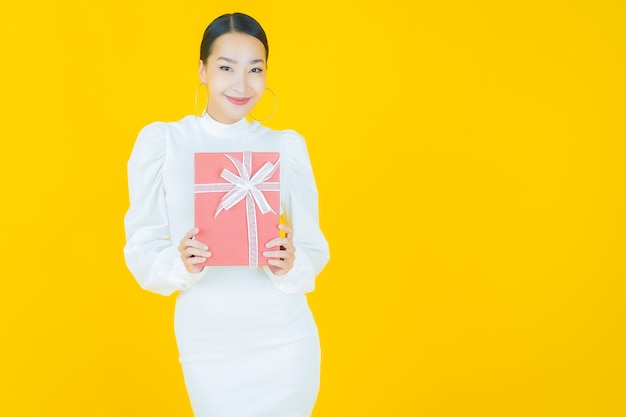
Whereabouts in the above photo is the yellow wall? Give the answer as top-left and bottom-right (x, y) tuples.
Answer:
(1, 1), (624, 416)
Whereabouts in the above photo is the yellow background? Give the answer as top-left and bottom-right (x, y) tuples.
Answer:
(1, 1), (624, 416)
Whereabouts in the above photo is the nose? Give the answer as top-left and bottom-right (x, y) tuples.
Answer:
(232, 70), (247, 93)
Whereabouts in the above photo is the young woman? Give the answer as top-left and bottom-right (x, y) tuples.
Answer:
(123, 12), (330, 417)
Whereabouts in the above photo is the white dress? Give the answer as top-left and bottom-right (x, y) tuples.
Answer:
(123, 114), (330, 417)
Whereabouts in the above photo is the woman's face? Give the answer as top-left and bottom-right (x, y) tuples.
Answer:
(199, 32), (267, 124)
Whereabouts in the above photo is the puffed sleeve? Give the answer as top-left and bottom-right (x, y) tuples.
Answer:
(264, 130), (330, 293)
(123, 123), (206, 296)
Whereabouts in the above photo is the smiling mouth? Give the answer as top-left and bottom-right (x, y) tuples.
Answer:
(225, 95), (251, 106)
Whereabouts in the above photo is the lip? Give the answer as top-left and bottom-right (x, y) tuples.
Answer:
(225, 95), (251, 106)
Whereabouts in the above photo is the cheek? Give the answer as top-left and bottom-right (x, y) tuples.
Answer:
(207, 70), (227, 90)
(251, 75), (266, 93)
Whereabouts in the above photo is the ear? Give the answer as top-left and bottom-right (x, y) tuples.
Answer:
(198, 59), (207, 84)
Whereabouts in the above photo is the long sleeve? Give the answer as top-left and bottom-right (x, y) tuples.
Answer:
(123, 123), (206, 296)
(264, 130), (330, 294)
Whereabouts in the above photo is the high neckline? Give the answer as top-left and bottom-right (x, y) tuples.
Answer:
(198, 112), (253, 138)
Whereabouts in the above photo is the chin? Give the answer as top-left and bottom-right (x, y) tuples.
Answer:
(230, 112), (249, 122)
(231, 107), (255, 121)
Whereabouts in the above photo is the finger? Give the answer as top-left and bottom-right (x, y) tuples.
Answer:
(267, 258), (292, 270)
(185, 247), (212, 258)
(184, 239), (209, 250)
(184, 227), (199, 239)
(265, 236), (289, 249)
(280, 225), (295, 252)
(179, 228), (198, 251)
(185, 255), (208, 265)
(286, 243), (296, 254)
(179, 233), (209, 254)
(180, 240), (202, 254)
(278, 242), (296, 255)
(182, 246), (212, 265)
(263, 249), (295, 263)
(279, 224), (293, 237)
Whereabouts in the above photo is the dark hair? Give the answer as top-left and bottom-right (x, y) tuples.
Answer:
(200, 13), (269, 63)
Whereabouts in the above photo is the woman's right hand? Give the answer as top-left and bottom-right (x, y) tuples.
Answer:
(178, 228), (211, 274)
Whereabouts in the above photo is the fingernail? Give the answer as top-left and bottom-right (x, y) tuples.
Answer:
(262, 251), (269, 257)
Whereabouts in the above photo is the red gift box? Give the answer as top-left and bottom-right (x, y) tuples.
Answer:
(194, 151), (280, 267)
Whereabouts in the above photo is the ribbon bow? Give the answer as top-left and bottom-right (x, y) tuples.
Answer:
(215, 153), (279, 217)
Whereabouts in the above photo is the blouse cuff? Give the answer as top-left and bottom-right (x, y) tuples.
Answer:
(263, 251), (315, 294)
(175, 256), (210, 291)
(263, 265), (290, 286)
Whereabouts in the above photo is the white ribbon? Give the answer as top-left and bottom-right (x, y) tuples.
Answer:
(194, 151), (280, 267)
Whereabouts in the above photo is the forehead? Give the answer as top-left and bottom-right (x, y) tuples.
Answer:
(210, 32), (266, 61)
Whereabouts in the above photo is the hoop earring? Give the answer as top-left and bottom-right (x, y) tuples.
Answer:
(250, 87), (278, 122)
(195, 83), (208, 117)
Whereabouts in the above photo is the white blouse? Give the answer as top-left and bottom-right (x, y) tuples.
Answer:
(123, 114), (330, 296)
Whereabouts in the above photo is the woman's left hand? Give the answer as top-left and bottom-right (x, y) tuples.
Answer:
(263, 224), (296, 276)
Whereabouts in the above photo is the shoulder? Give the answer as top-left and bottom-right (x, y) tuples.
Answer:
(278, 129), (308, 153)
(132, 121), (166, 153)
(275, 129), (314, 173)
(135, 121), (167, 142)
(279, 129), (311, 160)
(248, 123), (308, 151)
(134, 115), (202, 148)
(129, 121), (171, 165)
(136, 115), (198, 139)
(279, 129), (306, 144)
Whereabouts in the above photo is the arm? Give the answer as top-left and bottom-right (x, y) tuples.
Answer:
(263, 130), (330, 294)
(123, 123), (207, 296)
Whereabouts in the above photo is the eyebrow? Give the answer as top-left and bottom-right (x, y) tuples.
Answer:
(217, 57), (265, 65)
